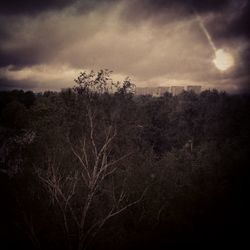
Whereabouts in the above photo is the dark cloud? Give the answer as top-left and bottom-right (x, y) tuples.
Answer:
(0, 0), (233, 16)
(187, 0), (229, 12)
(124, 0), (250, 36)
(141, 0), (229, 13)
(0, 0), (120, 16)
(121, 0), (230, 20)
(0, 0), (77, 15)
(230, 1), (250, 38)
(0, 77), (39, 90)
(0, 48), (42, 68)
(0, 0), (249, 92)
(206, 0), (250, 40)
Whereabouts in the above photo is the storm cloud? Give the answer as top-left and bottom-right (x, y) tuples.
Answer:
(0, 0), (249, 92)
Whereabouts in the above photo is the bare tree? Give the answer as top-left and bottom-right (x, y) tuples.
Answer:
(37, 70), (145, 250)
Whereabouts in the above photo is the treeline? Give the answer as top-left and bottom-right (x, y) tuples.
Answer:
(0, 72), (249, 249)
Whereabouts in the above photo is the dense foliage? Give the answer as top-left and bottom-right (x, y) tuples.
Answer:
(0, 71), (249, 249)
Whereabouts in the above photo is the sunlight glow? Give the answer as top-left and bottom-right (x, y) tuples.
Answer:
(213, 49), (234, 71)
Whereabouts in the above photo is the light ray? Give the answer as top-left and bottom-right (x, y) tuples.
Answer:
(194, 11), (234, 71)
(195, 13), (217, 53)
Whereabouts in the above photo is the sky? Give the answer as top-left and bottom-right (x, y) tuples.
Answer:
(0, 0), (249, 93)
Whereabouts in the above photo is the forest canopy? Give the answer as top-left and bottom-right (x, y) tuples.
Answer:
(0, 70), (249, 250)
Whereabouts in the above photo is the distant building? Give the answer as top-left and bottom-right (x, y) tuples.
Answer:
(135, 87), (152, 95)
(170, 86), (184, 96)
(156, 87), (170, 96)
(135, 87), (170, 96)
(135, 85), (202, 96)
(187, 85), (202, 94)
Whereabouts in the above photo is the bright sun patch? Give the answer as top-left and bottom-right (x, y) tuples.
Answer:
(213, 49), (234, 71)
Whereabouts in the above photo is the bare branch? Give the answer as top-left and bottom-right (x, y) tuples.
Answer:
(68, 141), (90, 186)
(107, 187), (148, 220)
(80, 137), (89, 170)
(87, 108), (98, 158)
